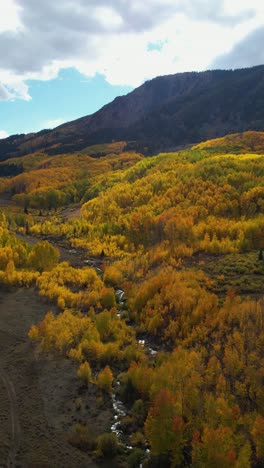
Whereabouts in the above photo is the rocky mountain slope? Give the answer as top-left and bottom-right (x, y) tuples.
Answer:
(1, 65), (264, 160)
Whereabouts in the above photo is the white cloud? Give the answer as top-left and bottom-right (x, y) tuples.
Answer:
(41, 117), (66, 130)
(74, 13), (257, 87)
(0, 130), (9, 139)
(224, 0), (263, 17)
(0, 0), (21, 32)
(0, 82), (13, 100)
(213, 26), (264, 69)
(211, 1), (264, 69)
(94, 6), (123, 29)
(0, 0), (262, 98)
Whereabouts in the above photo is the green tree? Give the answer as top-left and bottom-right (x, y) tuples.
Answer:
(145, 389), (186, 464)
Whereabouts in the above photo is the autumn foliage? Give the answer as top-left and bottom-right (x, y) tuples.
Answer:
(1, 132), (264, 466)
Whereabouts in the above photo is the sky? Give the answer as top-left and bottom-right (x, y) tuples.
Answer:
(0, 0), (263, 138)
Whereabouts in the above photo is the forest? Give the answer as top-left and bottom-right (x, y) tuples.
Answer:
(0, 131), (263, 467)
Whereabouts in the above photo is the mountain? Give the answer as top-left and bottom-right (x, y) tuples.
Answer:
(1, 65), (264, 160)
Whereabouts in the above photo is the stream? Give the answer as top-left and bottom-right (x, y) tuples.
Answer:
(69, 253), (158, 452)
(109, 286), (158, 451)
(14, 230), (154, 458)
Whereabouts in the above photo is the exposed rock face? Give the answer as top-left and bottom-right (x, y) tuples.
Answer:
(1, 65), (264, 160)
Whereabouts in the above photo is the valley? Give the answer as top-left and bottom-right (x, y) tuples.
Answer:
(0, 131), (263, 467)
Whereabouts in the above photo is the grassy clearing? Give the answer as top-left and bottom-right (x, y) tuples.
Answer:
(195, 251), (264, 298)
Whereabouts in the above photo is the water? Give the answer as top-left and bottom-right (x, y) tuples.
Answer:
(83, 259), (95, 266)
(138, 339), (158, 356)
(115, 289), (126, 319)
(77, 257), (154, 457)
(68, 248), (77, 254)
(115, 289), (126, 302)
(111, 388), (127, 438)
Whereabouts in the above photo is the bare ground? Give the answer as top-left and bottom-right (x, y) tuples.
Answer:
(0, 287), (112, 468)
(60, 205), (81, 221)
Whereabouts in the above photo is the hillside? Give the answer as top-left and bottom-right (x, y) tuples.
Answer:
(193, 130), (264, 154)
(1, 65), (264, 161)
(0, 124), (264, 468)
(0, 132), (264, 466)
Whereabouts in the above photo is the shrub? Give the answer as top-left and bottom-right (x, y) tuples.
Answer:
(127, 448), (145, 467)
(100, 287), (116, 309)
(130, 431), (145, 448)
(131, 399), (147, 425)
(29, 240), (60, 272)
(103, 265), (123, 287)
(67, 424), (96, 450)
(96, 433), (119, 458)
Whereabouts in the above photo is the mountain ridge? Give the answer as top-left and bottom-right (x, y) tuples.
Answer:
(1, 65), (264, 160)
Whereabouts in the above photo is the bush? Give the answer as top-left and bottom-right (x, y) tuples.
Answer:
(96, 433), (119, 458)
(130, 431), (145, 448)
(103, 265), (123, 287)
(67, 424), (96, 451)
(131, 399), (147, 425)
(100, 287), (116, 309)
(29, 240), (60, 272)
(127, 448), (145, 467)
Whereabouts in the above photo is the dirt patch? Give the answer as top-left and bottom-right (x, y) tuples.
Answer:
(0, 198), (15, 208)
(60, 205), (81, 221)
(0, 375), (10, 464)
(0, 287), (112, 467)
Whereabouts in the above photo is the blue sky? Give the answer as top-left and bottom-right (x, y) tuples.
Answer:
(0, 69), (132, 135)
(0, 0), (263, 138)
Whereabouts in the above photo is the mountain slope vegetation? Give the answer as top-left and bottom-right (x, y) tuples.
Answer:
(193, 131), (264, 154)
(0, 131), (264, 467)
